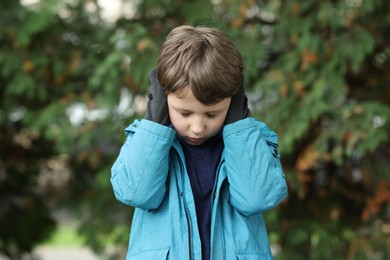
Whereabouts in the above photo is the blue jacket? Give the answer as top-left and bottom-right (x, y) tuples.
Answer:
(111, 118), (288, 259)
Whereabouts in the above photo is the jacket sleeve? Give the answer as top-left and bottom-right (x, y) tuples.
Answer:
(223, 118), (288, 216)
(110, 119), (176, 210)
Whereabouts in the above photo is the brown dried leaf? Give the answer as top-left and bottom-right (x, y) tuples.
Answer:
(296, 145), (320, 172)
(361, 179), (390, 221)
(300, 49), (318, 71)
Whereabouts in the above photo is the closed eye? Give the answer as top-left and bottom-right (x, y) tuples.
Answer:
(206, 113), (217, 118)
(180, 112), (191, 117)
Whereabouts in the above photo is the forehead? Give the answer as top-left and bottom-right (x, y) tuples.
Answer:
(167, 89), (231, 111)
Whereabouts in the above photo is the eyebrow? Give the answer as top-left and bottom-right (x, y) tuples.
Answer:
(173, 107), (223, 114)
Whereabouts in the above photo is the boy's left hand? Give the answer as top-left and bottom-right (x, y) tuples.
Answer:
(225, 81), (250, 124)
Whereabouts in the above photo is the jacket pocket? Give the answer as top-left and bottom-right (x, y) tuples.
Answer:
(127, 247), (169, 260)
(236, 250), (272, 260)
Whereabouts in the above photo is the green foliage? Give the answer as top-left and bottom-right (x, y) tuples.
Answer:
(0, 0), (130, 257)
(1, 0), (389, 258)
(43, 225), (85, 246)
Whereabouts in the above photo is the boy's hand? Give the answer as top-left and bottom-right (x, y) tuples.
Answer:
(225, 81), (251, 124)
(144, 69), (170, 126)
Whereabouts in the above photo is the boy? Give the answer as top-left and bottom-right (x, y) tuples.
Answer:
(111, 25), (288, 259)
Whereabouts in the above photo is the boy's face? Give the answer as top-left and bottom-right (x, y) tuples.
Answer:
(167, 89), (231, 146)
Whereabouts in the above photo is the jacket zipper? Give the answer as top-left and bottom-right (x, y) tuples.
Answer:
(183, 194), (194, 260)
(210, 159), (225, 259)
(211, 160), (222, 209)
(176, 152), (194, 260)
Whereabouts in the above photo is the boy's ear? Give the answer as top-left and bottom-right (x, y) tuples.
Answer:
(225, 81), (251, 125)
(144, 68), (170, 126)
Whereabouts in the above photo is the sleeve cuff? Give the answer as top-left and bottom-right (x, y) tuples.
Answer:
(223, 118), (258, 137)
(125, 119), (176, 141)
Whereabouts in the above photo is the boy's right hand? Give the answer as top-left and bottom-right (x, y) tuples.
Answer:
(144, 69), (170, 126)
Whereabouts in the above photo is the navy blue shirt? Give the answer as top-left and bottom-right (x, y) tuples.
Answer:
(179, 133), (224, 260)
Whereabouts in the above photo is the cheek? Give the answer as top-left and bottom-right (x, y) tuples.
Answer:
(216, 111), (228, 126)
(208, 115), (227, 133)
(169, 111), (187, 132)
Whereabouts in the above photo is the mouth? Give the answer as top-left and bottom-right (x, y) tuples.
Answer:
(186, 137), (204, 145)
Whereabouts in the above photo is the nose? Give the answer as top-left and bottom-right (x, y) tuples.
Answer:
(190, 117), (205, 135)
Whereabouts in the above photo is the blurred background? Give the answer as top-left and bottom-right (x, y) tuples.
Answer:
(1, 0), (389, 259)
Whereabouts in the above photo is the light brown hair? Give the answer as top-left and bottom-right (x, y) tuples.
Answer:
(157, 25), (243, 105)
